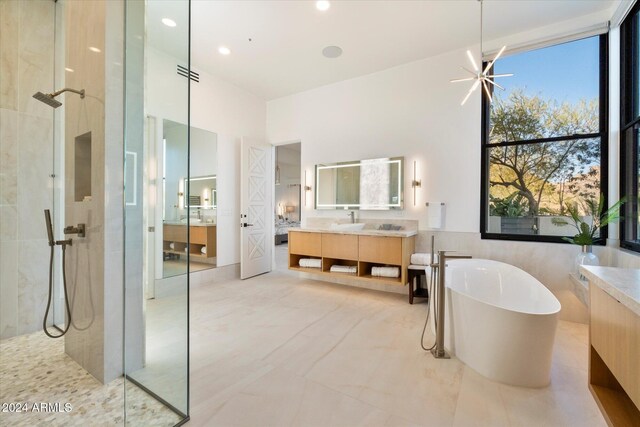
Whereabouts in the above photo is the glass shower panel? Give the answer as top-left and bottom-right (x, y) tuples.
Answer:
(124, 0), (190, 425)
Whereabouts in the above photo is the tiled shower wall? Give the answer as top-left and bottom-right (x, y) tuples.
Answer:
(0, 0), (56, 339)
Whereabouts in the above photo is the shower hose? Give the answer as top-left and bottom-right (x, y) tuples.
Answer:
(420, 265), (438, 351)
(43, 242), (72, 338)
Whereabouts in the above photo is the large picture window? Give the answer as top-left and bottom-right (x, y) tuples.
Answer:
(621, 2), (640, 252)
(481, 35), (608, 242)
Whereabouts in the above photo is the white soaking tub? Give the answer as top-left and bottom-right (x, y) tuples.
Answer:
(430, 259), (561, 388)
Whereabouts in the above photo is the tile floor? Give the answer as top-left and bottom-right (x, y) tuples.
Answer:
(185, 245), (606, 426)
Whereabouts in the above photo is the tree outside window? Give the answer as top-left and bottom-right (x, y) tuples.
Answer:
(482, 35), (607, 241)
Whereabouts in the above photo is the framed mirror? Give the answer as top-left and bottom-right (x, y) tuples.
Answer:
(185, 175), (216, 209)
(315, 157), (404, 210)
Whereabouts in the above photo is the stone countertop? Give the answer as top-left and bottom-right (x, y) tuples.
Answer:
(163, 221), (216, 227)
(580, 265), (640, 316)
(290, 226), (417, 238)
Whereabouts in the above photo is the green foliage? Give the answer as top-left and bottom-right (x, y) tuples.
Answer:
(489, 193), (528, 217)
(551, 194), (626, 245)
(489, 90), (600, 216)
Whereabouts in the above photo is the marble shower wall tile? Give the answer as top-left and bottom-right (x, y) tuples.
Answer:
(0, 0), (19, 110)
(0, 205), (17, 241)
(0, 109), (18, 205)
(0, 0), (55, 340)
(0, 241), (18, 339)
(17, 239), (50, 335)
(17, 113), (53, 240)
(17, 0), (55, 119)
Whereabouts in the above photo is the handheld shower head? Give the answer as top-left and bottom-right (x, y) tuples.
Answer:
(33, 87), (85, 108)
(44, 209), (55, 246)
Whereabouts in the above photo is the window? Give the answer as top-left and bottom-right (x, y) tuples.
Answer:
(621, 2), (640, 252)
(481, 35), (609, 243)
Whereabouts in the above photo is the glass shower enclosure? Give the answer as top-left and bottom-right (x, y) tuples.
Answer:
(0, 0), (190, 425)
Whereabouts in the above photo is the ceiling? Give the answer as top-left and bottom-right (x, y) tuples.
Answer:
(147, 0), (618, 101)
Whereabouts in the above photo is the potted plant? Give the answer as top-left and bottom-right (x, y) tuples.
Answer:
(552, 194), (625, 276)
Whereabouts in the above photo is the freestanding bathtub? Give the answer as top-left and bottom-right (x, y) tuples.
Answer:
(430, 259), (561, 388)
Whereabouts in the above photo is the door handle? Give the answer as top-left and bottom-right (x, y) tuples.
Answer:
(241, 223), (254, 228)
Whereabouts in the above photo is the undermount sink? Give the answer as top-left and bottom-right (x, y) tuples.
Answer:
(330, 223), (366, 231)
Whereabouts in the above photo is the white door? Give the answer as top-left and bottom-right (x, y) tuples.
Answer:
(240, 137), (272, 279)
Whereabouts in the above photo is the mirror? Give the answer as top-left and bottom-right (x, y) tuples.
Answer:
(315, 157), (404, 210)
(185, 175), (216, 209)
(161, 120), (218, 279)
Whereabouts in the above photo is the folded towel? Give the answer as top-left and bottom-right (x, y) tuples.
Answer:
(201, 246), (207, 254)
(427, 202), (444, 229)
(169, 242), (175, 250)
(410, 253), (438, 265)
(330, 265), (357, 274)
(299, 258), (321, 268)
(371, 266), (400, 278)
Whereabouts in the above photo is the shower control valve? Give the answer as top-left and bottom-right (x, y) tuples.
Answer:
(64, 223), (86, 238)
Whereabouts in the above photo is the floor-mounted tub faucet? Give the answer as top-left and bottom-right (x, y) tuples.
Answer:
(348, 211), (355, 223)
(431, 250), (472, 359)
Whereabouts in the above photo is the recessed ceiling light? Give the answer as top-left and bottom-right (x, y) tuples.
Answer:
(162, 18), (176, 27)
(65, 67), (74, 73)
(316, 1), (330, 11)
(322, 45), (342, 58)
(218, 46), (231, 55)
(89, 46), (101, 53)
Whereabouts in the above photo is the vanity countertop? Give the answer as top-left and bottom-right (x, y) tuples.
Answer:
(291, 226), (417, 238)
(580, 265), (640, 316)
(163, 221), (216, 227)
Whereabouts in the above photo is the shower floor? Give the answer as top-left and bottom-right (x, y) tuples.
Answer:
(0, 332), (181, 426)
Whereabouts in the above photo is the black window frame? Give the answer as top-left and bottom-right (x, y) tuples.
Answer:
(620, 1), (640, 253)
(480, 34), (610, 244)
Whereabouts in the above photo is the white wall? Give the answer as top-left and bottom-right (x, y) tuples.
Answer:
(268, 46), (481, 231)
(147, 47), (266, 267)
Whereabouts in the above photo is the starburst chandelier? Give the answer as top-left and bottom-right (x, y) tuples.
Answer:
(451, 0), (513, 106)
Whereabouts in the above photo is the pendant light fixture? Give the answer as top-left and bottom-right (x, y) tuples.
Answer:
(275, 147), (281, 186)
(451, 0), (513, 106)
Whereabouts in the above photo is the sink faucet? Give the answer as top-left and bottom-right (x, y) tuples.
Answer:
(348, 211), (355, 224)
(431, 250), (472, 359)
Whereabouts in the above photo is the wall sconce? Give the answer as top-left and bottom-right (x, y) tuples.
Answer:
(303, 170), (312, 206)
(411, 160), (422, 206)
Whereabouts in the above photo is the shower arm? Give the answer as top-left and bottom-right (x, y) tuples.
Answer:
(51, 88), (85, 98)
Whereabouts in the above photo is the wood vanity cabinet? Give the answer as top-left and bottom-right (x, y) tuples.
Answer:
(163, 224), (217, 259)
(289, 231), (322, 257)
(288, 230), (414, 286)
(589, 284), (640, 426)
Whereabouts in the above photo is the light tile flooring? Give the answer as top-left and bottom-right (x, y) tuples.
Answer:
(163, 259), (214, 278)
(186, 245), (606, 426)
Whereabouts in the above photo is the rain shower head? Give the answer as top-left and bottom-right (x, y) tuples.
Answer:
(33, 92), (63, 108)
(32, 87), (85, 109)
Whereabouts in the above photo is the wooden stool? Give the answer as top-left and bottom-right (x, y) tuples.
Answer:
(408, 265), (429, 304)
